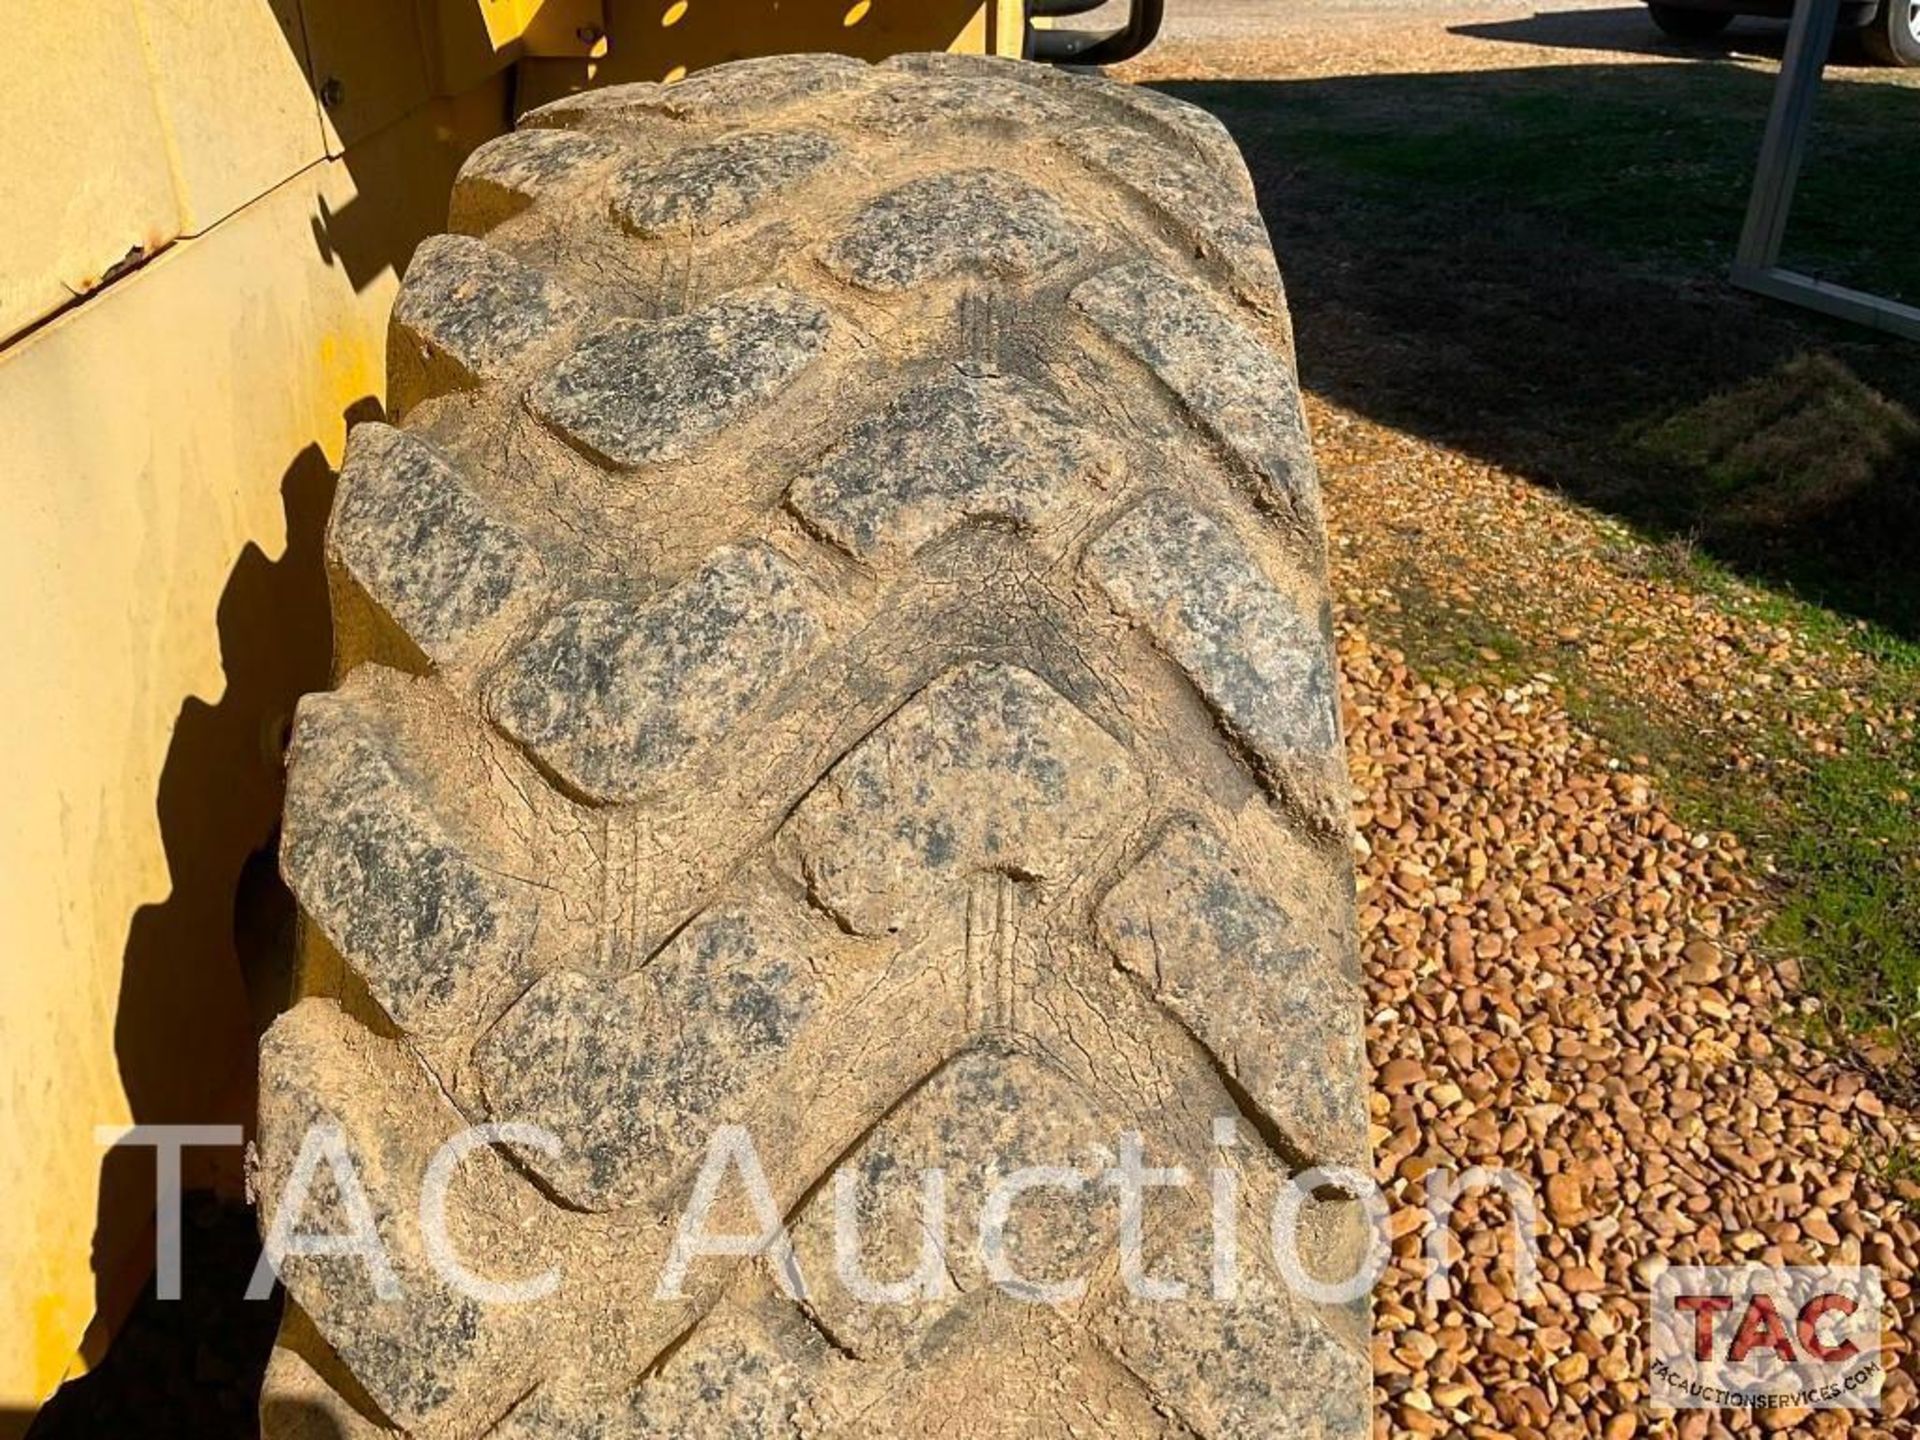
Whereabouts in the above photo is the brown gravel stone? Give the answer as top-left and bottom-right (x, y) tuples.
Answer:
(1336, 628), (1918, 1437)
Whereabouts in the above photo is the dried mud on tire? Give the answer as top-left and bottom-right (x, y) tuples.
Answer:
(259, 51), (1370, 1438)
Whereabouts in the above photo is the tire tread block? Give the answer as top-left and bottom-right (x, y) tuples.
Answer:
(1087, 490), (1338, 772)
(1100, 1274), (1371, 1440)
(527, 288), (832, 468)
(282, 678), (538, 1040)
(611, 128), (838, 237)
(451, 127), (621, 234)
(785, 663), (1141, 936)
(1073, 260), (1313, 514)
(489, 544), (825, 802)
(492, 1295), (838, 1437)
(475, 897), (827, 1211)
(1098, 818), (1366, 1169)
(392, 233), (586, 390)
(330, 422), (550, 665)
(788, 373), (1103, 557)
(787, 1047), (1123, 1361)
(824, 169), (1087, 292)
(256, 1001), (545, 1433)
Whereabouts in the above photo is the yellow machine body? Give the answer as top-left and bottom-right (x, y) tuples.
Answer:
(0, 0), (1023, 1413)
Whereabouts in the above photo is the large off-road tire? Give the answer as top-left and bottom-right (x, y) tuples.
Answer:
(257, 52), (1369, 1439)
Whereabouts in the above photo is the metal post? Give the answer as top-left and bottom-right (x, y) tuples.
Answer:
(1731, 0), (1920, 340)
(1735, 0), (1841, 272)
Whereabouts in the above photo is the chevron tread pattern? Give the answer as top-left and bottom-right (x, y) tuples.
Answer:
(263, 52), (1365, 1439)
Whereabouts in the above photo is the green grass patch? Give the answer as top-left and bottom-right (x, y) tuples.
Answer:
(1636, 354), (1920, 524)
(1770, 743), (1920, 1052)
(1885, 1143), (1920, 1188)
(1165, 67), (1920, 638)
(1363, 582), (1533, 688)
(1180, 65), (1920, 302)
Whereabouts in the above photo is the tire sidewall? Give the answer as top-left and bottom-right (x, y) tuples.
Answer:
(1866, 0), (1920, 62)
(1893, 0), (1920, 62)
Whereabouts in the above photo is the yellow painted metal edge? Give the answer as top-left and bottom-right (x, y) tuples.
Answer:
(0, 74), (510, 1413)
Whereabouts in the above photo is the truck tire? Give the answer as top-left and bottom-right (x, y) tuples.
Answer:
(257, 52), (1370, 1439)
(1647, 1), (1734, 37)
(1863, 0), (1920, 64)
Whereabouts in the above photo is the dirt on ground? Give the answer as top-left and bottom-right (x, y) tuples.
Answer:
(1127, 0), (1897, 79)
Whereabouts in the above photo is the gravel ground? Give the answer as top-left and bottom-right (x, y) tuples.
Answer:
(1309, 397), (1914, 822)
(1340, 620), (1918, 1435)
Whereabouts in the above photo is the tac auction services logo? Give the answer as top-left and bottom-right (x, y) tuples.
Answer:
(1650, 1266), (1885, 1411)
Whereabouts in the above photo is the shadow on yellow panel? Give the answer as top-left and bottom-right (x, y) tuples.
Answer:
(606, 0), (1008, 83)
